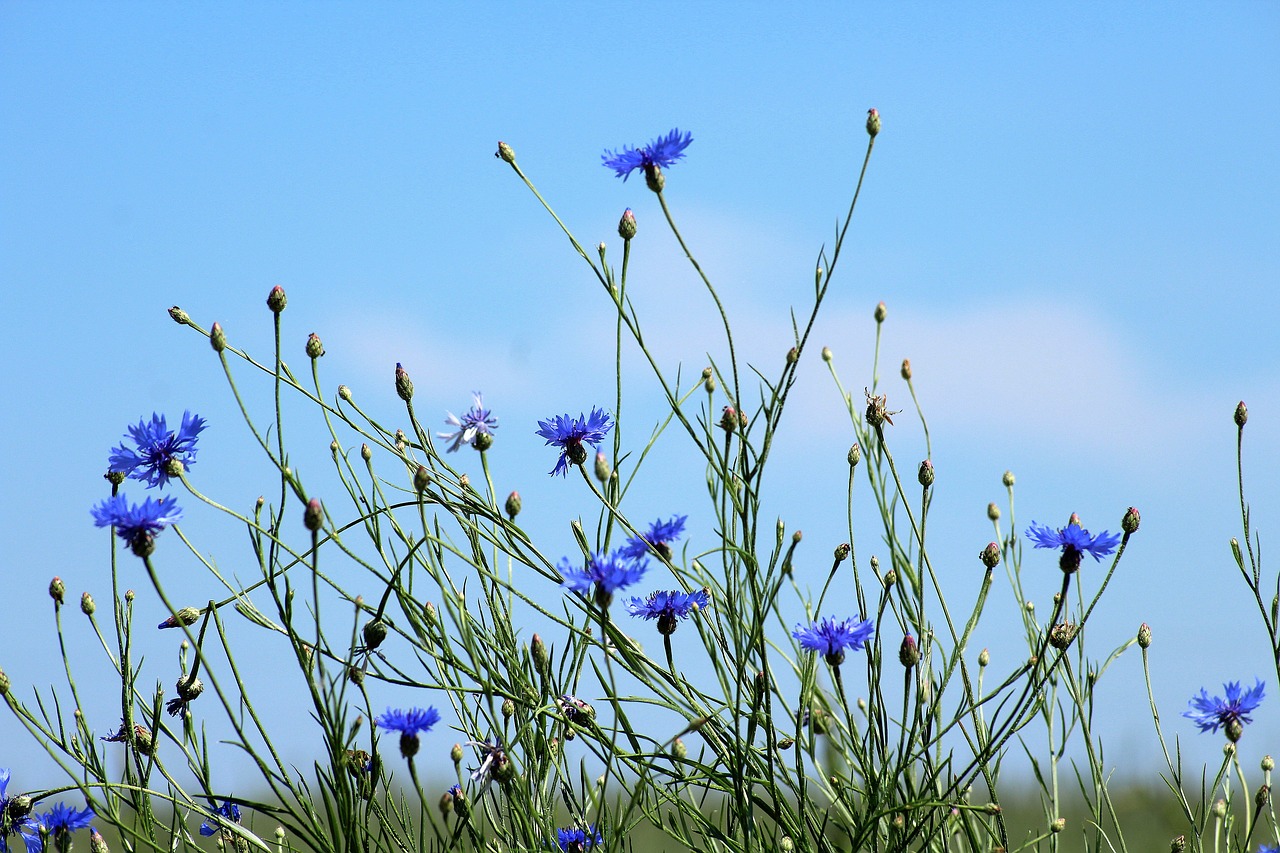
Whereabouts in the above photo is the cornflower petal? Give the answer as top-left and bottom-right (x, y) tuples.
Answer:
(601, 128), (694, 181)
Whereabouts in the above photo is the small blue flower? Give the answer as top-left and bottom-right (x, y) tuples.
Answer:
(1184, 679), (1265, 740)
(375, 706), (441, 736)
(109, 411), (207, 489)
(602, 128), (693, 182)
(559, 551), (647, 599)
(536, 408), (613, 477)
(1025, 519), (1121, 570)
(557, 824), (603, 851)
(91, 494), (183, 551)
(199, 800), (241, 837)
(447, 784), (462, 798)
(439, 392), (498, 452)
(39, 802), (94, 847)
(626, 590), (710, 635)
(793, 617), (876, 665)
(620, 515), (688, 561)
(0, 769), (38, 853)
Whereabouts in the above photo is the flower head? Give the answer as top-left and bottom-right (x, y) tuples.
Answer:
(1026, 519), (1122, 573)
(0, 769), (37, 853)
(559, 551), (646, 604)
(536, 408), (613, 477)
(626, 589), (709, 635)
(1184, 679), (1265, 741)
(108, 412), (207, 488)
(620, 515), (687, 561)
(39, 802), (94, 844)
(557, 824), (603, 852)
(439, 392), (498, 452)
(601, 128), (693, 181)
(199, 800), (241, 838)
(91, 494), (183, 555)
(793, 617), (876, 665)
(376, 706), (441, 759)
(468, 739), (512, 791)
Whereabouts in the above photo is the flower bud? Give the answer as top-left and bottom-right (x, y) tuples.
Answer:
(720, 406), (738, 433)
(177, 674), (204, 701)
(780, 837), (794, 853)
(980, 542), (1001, 569)
(917, 459), (934, 488)
(394, 362), (414, 402)
(501, 698), (515, 719)
(210, 321), (226, 352)
(1170, 835), (1187, 853)
(671, 737), (687, 760)
(1256, 784), (1270, 810)
(594, 452), (611, 483)
(168, 305), (190, 325)
(618, 208), (637, 240)
(899, 635), (919, 668)
(90, 827), (109, 853)
(1048, 622), (1078, 650)
(1264, 754), (1275, 771)
(361, 443), (372, 462)
(874, 301), (887, 323)
(866, 107), (881, 138)
(438, 792), (454, 816)
(0, 667), (8, 695)
(159, 607), (202, 629)
(1235, 401), (1248, 427)
(1137, 623), (1152, 648)
(1211, 798), (1227, 818)
(306, 333), (325, 359)
(531, 633), (549, 676)
(49, 576), (65, 605)
(1002, 470), (1016, 488)
(900, 359), (912, 380)
(834, 543), (850, 563)
(338, 384), (353, 402)
(978, 648), (990, 667)
(1051, 818), (1065, 833)
(505, 491), (521, 520)
(451, 743), (463, 765)
(362, 619), (387, 651)
(304, 498), (324, 532)
(79, 591), (96, 616)
(987, 502), (1000, 521)
(412, 465), (430, 495)
(495, 141), (515, 163)
(1122, 506), (1140, 534)
(786, 347), (799, 365)
(267, 285), (287, 313)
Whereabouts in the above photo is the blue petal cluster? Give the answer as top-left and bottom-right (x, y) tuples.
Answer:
(557, 824), (603, 851)
(1184, 679), (1265, 735)
(439, 392), (498, 452)
(38, 802), (94, 849)
(793, 617), (876, 663)
(536, 408), (613, 477)
(601, 128), (693, 181)
(90, 494), (183, 547)
(0, 769), (39, 853)
(1025, 520), (1121, 562)
(619, 515), (687, 560)
(109, 411), (207, 488)
(626, 589), (710, 622)
(559, 551), (647, 597)
(375, 706), (441, 736)
(199, 800), (242, 837)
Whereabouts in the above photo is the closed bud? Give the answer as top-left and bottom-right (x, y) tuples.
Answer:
(0, 667), (10, 695)
(821, 346), (832, 362)
(720, 406), (738, 433)
(1256, 784), (1270, 809)
(90, 827), (109, 853)
(304, 498), (324, 532)
(777, 736), (795, 750)
(438, 792), (454, 816)
(49, 576), (65, 605)
(348, 666), (364, 685)
(987, 502), (1000, 521)
(1170, 835), (1187, 853)
(362, 619), (387, 651)
(1264, 754), (1275, 771)
(834, 543), (850, 563)
(306, 333), (325, 359)
(414, 465), (430, 494)
(899, 635), (919, 668)
(618, 208), (637, 239)
(900, 358), (912, 380)
(866, 107), (881, 138)
(918, 459), (934, 488)
(884, 568), (897, 586)
(1211, 798), (1227, 818)
(338, 384), (353, 402)
(80, 591), (95, 616)
(505, 491), (522, 519)
(786, 347), (799, 365)
(980, 542), (1001, 569)
(780, 837), (794, 853)
(502, 698), (515, 719)
(210, 321), (226, 352)
(978, 648), (990, 667)
(266, 285), (287, 313)
(1002, 470), (1016, 487)
(1050, 818), (1065, 833)
(594, 452), (611, 484)
(451, 743), (463, 765)
(168, 305), (190, 325)
(848, 443), (861, 467)
(531, 633), (549, 676)
(394, 363), (414, 401)
(874, 301), (887, 323)
(671, 737), (687, 760)
(495, 141), (515, 163)
(1122, 506), (1140, 534)
(361, 443), (372, 461)
(1235, 401), (1248, 427)
(792, 530), (803, 544)
(984, 802), (1001, 816)
(158, 607), (202, 629)
(1137, 623), (1152, 648)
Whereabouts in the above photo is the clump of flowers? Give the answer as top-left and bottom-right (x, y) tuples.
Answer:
(601, 128), (693, 182)
(1026, 517), (1122, 573)
(375, 706), (441, 759)
(793, 617), (876, 666)
(626, 589), (710, 635)
(620, 515), (687, 561)
(0, 768), (38, 852)
(535, 408), (613, 477)
(439, 392), (498, 452)
(108, 411), (207, 488)
(1184, 679), (1266, 742)
(559, 551), (646, 607)
(90, 494), (184, 556)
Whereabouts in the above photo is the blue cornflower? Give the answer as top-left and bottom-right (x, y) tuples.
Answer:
(91, 493), (183, 555)
(38, 802), (94, 849)
(557, 824), (603, 851)
(0, 769), (38, 853)
(559, 551), (647, 605)
(536, 408), (613, 477)
(793, 617), (876, 666)
(1025, 518), (1121, 573)
(199, 800), (241, 838)
(626, 589), (710, 635)
(439, 392), (498, 452)
(602, 128), (693, 182)
(376, 706), (441, 758)
(109, 411), (207, 489)
(620, 515), (687, 561)
(1184, 679), (1266, 742)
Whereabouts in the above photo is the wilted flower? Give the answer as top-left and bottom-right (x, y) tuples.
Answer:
(1185, 679), (1265, 741)
(108, 412), (207, 489)
(793, 617), (876, 665)
(535, 408), (613, 477)
(199, 800), (241, 838)
(601, 128), (693, 181)
(620, 515), (687, 561)
(439, 392), (498, 452)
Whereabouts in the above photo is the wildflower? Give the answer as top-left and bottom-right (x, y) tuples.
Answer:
(199, 800), (241, 838)
(601, 128), (693, 182)
(1, 769), (37, 853)
(468, 739), (512, 790)
(90, 494), (183, 556)
(439, 392), (498, 452)
(39, 802), (95, 849)
(375, 707), (440, 759)
(557, 824), (603, 852)
(108, 412), (207, 488)
(101, 722), (154, 756)
(536, 408), (613, 477)
(559, 551), (646, 605)
(1025, 518), (1121, 573)
(626, 589), (710, 635)
(793, 616), (876, 666)
(1185, 679), (1265, 742)
(620, 515), (687, 561)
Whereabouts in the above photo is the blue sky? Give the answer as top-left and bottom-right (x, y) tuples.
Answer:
(3, 3), (1279, 792)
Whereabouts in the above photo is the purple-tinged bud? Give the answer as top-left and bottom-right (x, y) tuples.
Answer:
(1068, 512), (1081, 527)
(1122, 507), (1140, 534)
(394, 363), (414, 402)
(866, 108), (881, 138)
(821, 346), (833, 362)
(90, 827), (109, 853)
(618, 208), (637, 240)
(210, 322), (226, 353)
(306, 333), (325, 359)
(505, 491), (521, 520)
(451, 743), (463, 765)
(720, 406), (738, 434)
(786, 347), (799, 365)
(1137, 622), (1152, 648)
(80, 591), (96, 616)
(495, 141), (515, 163)
(874, 301), (887, 323)
(1235, 401), (1248, 427)
(414, 465), (430, 494)
(362, 619), (387, 651)
(49, 576), (65, 605)
(980, 542), (1001, 570)
(304, 498), (324, 532)
(267, 285), (287, 313)
(884, 568), (897, 587)
(900, 359), (912, 380)
(168, 305), (190, 325)
(158, 606), (202, 629)
(918, 459), (934, 488)
(594, 451), (611, 484)
(1002, 470), (1015, 488)
(848, 444), (861, 467)
(834, 543), (850, 563)
(792, 530), (803, 544)
(899, 635), (919, 668)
